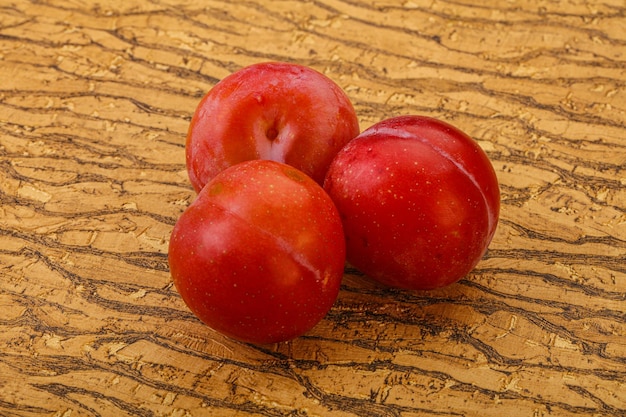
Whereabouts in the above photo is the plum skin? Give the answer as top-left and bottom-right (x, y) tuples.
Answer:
(168, 160), (346, 344)
(324, 115), (500, 290)
(186, 61), (360, 192)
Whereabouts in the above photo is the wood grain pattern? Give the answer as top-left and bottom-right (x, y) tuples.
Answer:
(1, 0), (624, 416)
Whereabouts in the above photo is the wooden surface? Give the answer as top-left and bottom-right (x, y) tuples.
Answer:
(1, 0), (625, 416)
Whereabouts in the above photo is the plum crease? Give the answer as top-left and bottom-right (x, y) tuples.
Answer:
(205, 196), (326, 286)
(358, 126), (499, 238)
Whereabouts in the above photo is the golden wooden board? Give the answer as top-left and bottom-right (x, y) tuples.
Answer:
(1, 1), (624, 416)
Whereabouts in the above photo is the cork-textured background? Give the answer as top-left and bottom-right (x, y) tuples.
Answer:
(1, 1), (625, 416)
